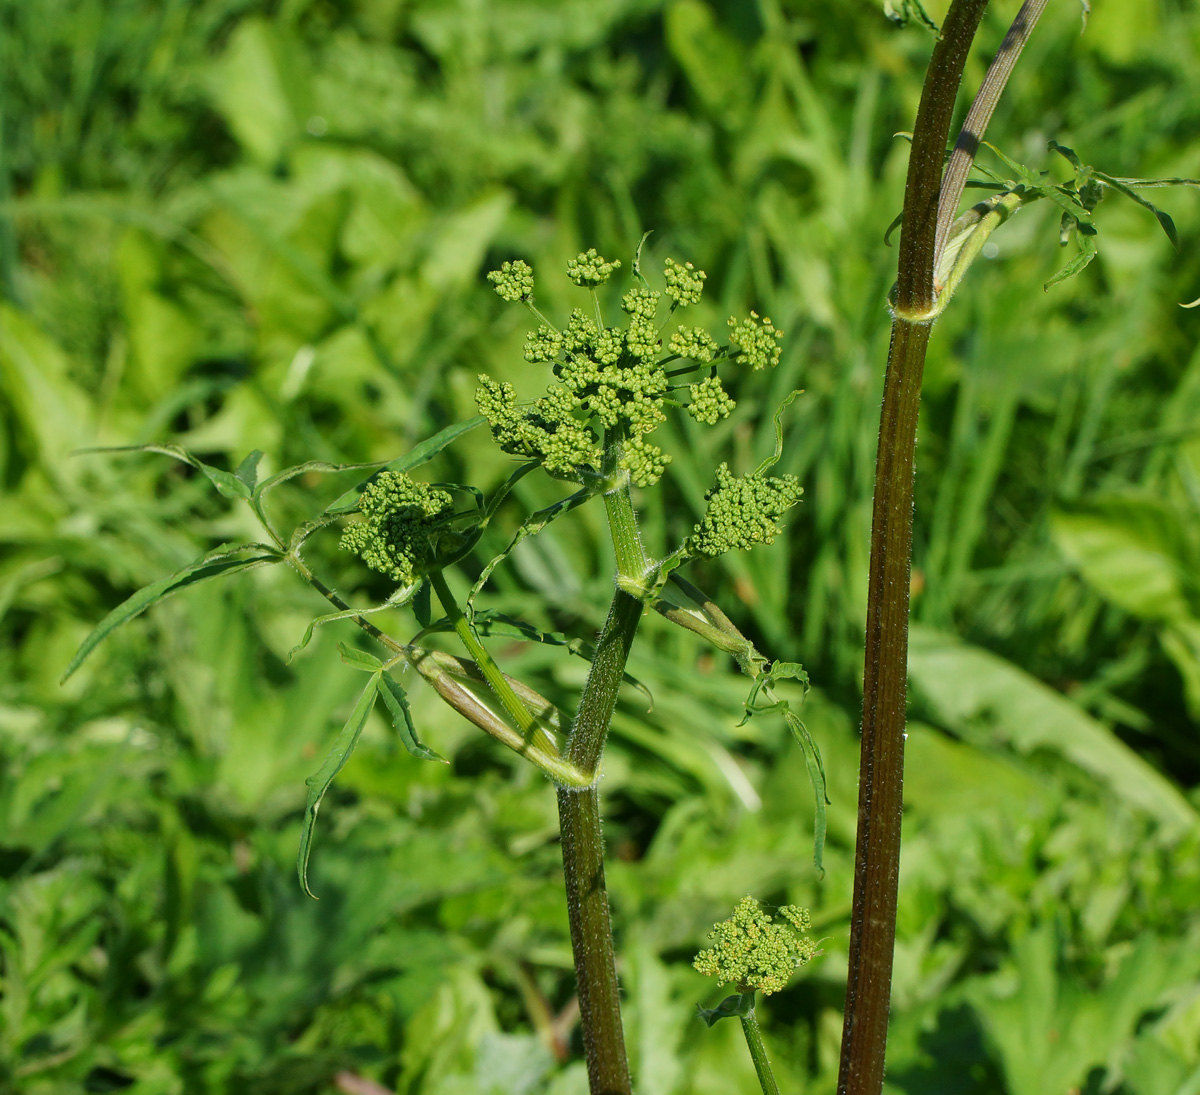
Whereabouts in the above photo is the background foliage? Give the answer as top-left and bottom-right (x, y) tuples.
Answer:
(3, 1), (1200, 1092)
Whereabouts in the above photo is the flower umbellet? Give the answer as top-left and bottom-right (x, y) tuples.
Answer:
(338, 471), (470, 587)
(693, 896), (819, 996)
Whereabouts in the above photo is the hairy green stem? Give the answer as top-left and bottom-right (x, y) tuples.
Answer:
(838, 2), (989, 1093)
(740, 1005), (781, 1095)
(557, 467), (647, 1095)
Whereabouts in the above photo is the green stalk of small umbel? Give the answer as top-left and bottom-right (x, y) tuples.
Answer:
(838, 3), (1047, 1093)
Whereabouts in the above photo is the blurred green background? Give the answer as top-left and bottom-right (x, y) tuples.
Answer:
(3, 0), (1200, 1092)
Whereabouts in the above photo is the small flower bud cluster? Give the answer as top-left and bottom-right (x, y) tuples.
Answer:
(687, 375), (735, 424)
(475, 376), (600, 480)
(339, 471), (455, 586)
(693, 896), (817, 996)
(664, 258), (706, 306)
(669, 326), (718, 364)
(567, 248), (622, 287)
(688, 463), (802, 557)
(487, 259), (535, 303)
(728, 312), (783, 370)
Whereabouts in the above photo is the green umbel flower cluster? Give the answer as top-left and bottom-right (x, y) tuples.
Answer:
(339, 471), (455, 586)
(479, 250), (787, 489)
(664, 258), (706, 305)
(728, 312), (783, 370)
(687, 375), (735, 424)
(567, 248), (622, 287)
(487, 260), (535, 302)
(693, 896), (817, 996)
(688, 463), (802, 557)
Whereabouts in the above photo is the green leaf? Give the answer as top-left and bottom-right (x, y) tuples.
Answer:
(413, 581), (432, 628)
(337, 642), (384, 673)
(78, 442), (253, 500)
(297, 672), (381, 899)
(696, 992), (754, 1027)
(1050, 495), (1197, 624)
(1047, 139), (1083, 170)
(1045, 231), (1098, 290)
(787, 711), (829, 875)
(378, 673), (446, 762)
(908, 627), (1199, 833)
(470, 609), (655, 710)
(62, 545), (282, 681)
(256, 459), (385, 501)
(981, 141), (1048, 189)
(882, 0), (939, 31)
(467, 485), (597, 613)
(234, 450), (265, 491)
(1094, 171), (1180, 249)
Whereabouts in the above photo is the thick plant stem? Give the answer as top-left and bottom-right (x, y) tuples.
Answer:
(838, 2), (989, 1094)
(740, 1006), (781, 1095)
(558, 782), (630, 1095)
(557, 469), (646, 1095)
(557, 590), (642, 1095)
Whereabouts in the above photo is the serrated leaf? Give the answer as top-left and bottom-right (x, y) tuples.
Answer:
(298, 673), (380, 898)
(62, 545), (282, 681)
(337, 642), (383, 672)
(378, 673), (446, 762)
(696, 992), (754, 1027)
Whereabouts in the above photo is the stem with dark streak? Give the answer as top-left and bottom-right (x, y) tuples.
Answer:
(556, 452), (648, 1095)
(837, 3), (989, 1093)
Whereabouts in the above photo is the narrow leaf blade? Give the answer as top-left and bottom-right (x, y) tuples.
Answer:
(297, 673), (381, 898)
(62, 547), (281, 681)
(378, 673), (446, 762)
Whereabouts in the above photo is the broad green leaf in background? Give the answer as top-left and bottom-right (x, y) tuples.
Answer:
(1052, 492), (1200, 716)
(907, 627), (1198, 833)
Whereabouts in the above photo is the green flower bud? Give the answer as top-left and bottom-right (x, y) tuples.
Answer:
(340, 471), (456, 586)
(688, 463), (802, 557)
(687, 375), (736, 424)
